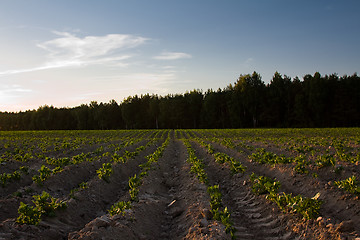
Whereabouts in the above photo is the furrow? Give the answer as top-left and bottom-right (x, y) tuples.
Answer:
(191, 140), (300, 240)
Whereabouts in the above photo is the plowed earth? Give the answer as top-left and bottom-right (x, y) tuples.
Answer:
(1, 129), (359, 240)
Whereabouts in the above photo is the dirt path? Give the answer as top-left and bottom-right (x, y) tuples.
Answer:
(69, 137), (228, 240)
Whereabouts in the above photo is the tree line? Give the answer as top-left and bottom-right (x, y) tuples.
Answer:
(0, 71), (359, 130)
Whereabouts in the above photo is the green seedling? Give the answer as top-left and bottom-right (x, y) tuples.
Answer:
(96, 163), (113, 182)
(334, 176), (360, 194)
(108, 201), (131, 216)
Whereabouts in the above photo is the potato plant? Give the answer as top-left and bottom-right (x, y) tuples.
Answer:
(183, 139), (236, 238)
(183, 140), (208, 184)
(96, 163), (113, 183)
(207, 185), (236, 239)
(334, 176), (360, 195)
(17, 191), (66, 225)
(126, 134), (170, 203)
(315, 154), (336, 168)
(250, 173), (280, 195)
(268, 192), (322, 220)
(128, 174), (141, 201)
(250, 173), (322, 220)
(108, 201), (131, 216)
(32, 165), (62, 185)
(1, 171), (21, 187)
(249, 148), (292, 165)
(196, 139), (246, 175)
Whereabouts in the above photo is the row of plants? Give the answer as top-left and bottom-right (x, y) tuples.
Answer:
(249, 148), (313, 175)
(16, 131), (167, 225)
(0, 130), (153, 166)
(192, 129), (359, 161)
(192, 132), (309, 174)
(190, 130), (360, 201)
(128, 134), (170, 201)
(334, 176), (360, 195)
(16, 191), (67, 225)
(249, 147), (346, 175)
(207, 185), (236, 239)
(250, 173), (322, 220)
(111, 139), (155, 163)
(249, 148), (293, 165)
(33, 138), (138, 185)
(67, 134), (163, 203)
(28, 136), (153, 189)
(108, 133), (170, 216)
(1, 166), (29, 187)
(183, 140), (208, 184)
(194, 138), (246, 175)
(200, 131), (360, 187)
(191, 132), (326, 227)
(183, 139), (236, 239)
(1, 131), (163, 222)
(32, 165), (63, 185)
(35, 139), (135, 185)
(97, 137), (160, 183)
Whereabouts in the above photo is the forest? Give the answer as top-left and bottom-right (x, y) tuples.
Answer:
(0, 71), (359, 130)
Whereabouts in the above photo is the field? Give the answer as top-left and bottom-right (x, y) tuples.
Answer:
(0, 129), (360, 239)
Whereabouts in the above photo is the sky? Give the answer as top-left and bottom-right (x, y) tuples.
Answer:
(0, 0), (359, 112)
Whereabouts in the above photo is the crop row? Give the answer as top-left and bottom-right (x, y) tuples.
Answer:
(108, 131), (171, 215)
(0, 130), (158, 166)
(195, 138), (246, 175)
(250, 173), (322, 220)
(1, 129), (359, 239)
(191, 130), (360, 198)
(183, 139), (236, 238)
(192, 134), (352, 221)
(1, 130), (166, 192)
(0, 130), (170, 233)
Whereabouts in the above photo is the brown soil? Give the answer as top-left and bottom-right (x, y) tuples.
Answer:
(204, 140), (360, 240)
(191, 141), (299, 240)
(1, 131), (359, 240)
(69, 139), (228, 240)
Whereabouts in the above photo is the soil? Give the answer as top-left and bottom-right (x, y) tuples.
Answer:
(197, 139), (360, 240)
(69, 138), (227, 240)
(0, 130), (359, 240)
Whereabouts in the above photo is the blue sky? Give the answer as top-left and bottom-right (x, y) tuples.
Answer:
(0, 0), (359, 112)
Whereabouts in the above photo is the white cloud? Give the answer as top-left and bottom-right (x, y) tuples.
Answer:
(38, 31), (147, 63)
(241, 57), (254, 69)
(245, 57), (254, 64)
(0, 32), (148, 76)
(154, 51), (192, 60)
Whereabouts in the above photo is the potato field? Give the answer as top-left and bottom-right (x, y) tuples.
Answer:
(0, 129), (360, 240)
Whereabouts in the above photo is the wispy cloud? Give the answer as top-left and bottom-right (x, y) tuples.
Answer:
(0, 84), (32, 106)
(38, 31), (147, 64)
(0, 32), (148, 76)
(153, 51), (192, 60)
(0, 84), (32, 93)
(242, 57), (254, 69)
